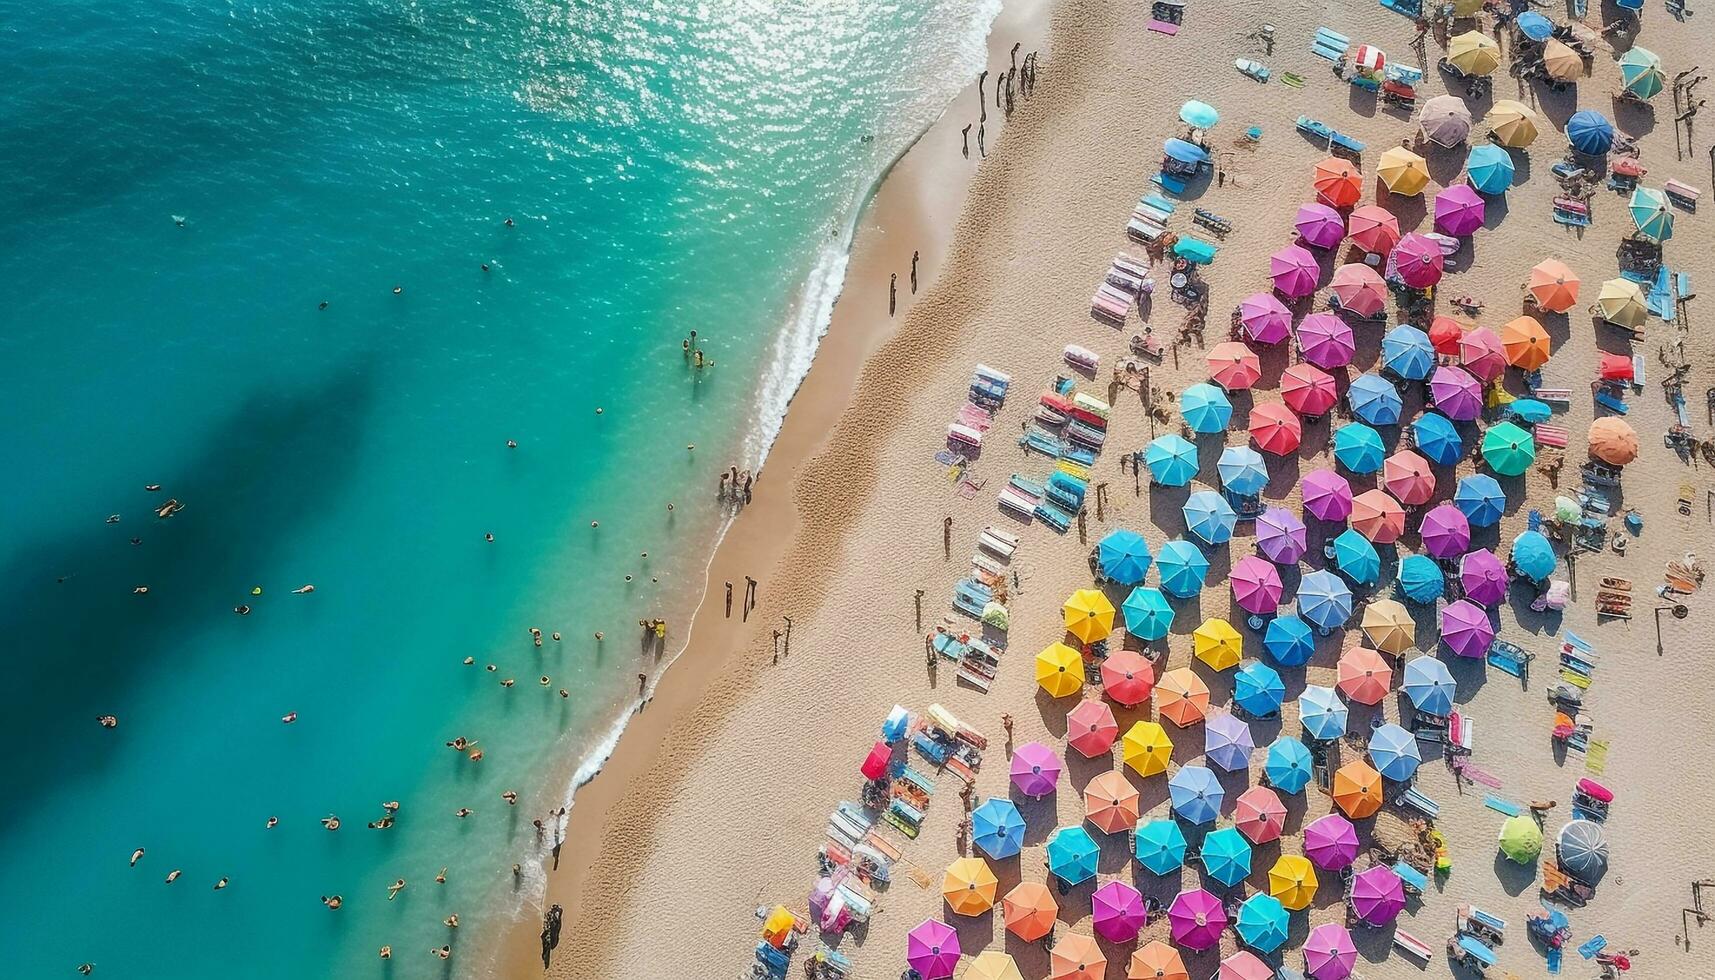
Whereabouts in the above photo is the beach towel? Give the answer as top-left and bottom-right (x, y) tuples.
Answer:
(1578, 936), (1608, 959)
(1483, 795), (1522, 816)
(1648, 265), (1676, 320)
(1148, 19), (1180, 35)
(1584, 739), (1610, 774)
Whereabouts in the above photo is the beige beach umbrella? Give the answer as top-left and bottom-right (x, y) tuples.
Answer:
(1487, 100), (1541, 147)
(1594, 278), (1647, 329)
(1377, 146), (1430, 195)
(1419, 96), (1473, 147)
(1448, 32), (1502, 77)
(1543, 40), (1583, 82)
(1361, 599), (1415, 655)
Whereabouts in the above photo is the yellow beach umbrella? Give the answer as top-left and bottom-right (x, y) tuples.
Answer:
(942, 856), (999, 915)
(761, 905), (796, 948)
(1377, 146), (1430, 196)
(1360, 599), (1415, 655)
(1543, 39), (1583, 82)
(1487, 100), (1541, 148)
(1193, 618), (1244, 671)
(1037, 642), (1085, 698)
(967, 951), (1027, 980)
(1595, 278), (1647, 329)
(1448, 31), (1502, 76)
(1268, 854), (1320, 910)
(1064, 588), (1116, 644)
(1122, 720), (1175, 777)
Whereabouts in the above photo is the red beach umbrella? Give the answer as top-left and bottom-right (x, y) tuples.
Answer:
(1392, 233), (1444, 288)
(860, 741), (891, 780)
(1066, 699), (1120, 758)
(1347, 205), (1400, 255)
(1101, 650), (1156, 707)
(1280, 363), (1338, 416)
(1428, 315), (1464, 354)
(1350, 489), (1406, 543)
(1381, 450), (1436, 506)
(1249, 402), (1303, 455)
(1330, 264), (1387, 317)
(1208, 342), (1262, 390)
(1459, 326), (1506, 381)
(1313, 158), (1363, 208)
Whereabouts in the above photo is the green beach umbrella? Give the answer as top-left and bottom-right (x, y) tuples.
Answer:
(1619, 47), (1665, 100)
(1481, 421), (1536, 477)
(1629, 187), (1674, 243)
(1498, 814), (1543, 864)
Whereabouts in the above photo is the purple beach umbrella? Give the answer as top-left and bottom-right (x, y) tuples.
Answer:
(1169, 888), (1229, 950)
(1257, 507), (1309, 564)
(1419, 503), (1472, 559)
(1428, 365), (1483, 421)
(1295, 202), (1346, 249)
(1434, 184), (1487, 236)
(1205, 711), (1257, 771)
(1270, 244), (1322, 299)
(1303, 813), (1361, 870)
(1232, 556), (1285, 614)
(1009, 741), (1062, 798)
(1092, 880), (1147, 942)
(1305, 922), (1359, 980)
(1302, 469), (1355, 522)
(1460, 549), (1508, 606)
(1440, 598), (1496, 658)
(1296, 313), (1356, 369)
(1349, 865), (1407, 925)
(1240, 292), (1294, 345)
(906, 919), (961, 979)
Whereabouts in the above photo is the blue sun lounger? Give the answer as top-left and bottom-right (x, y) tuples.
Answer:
(953, 578), (992, 619)
(1392, 861), (1430, 895)
(1020, 426), (1064, 457)
(1397, 786), (1440, 819)
(755, 942), (789, 978)
(1311, 27), (1350, 62)
(1035, 501), (1074, 533)
(1593, 388), (1629, 415)
(912, 732), (951, 766)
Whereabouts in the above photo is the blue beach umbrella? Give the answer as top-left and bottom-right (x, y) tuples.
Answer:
(1368, 723), (1423, 780)
(1263, 615), (1316, 667)
(1297, 570), (1353, 632)
(1047, 825), (1101, 885)
(1218, 446), (1270, 496)
(1382, 325), (1435, 381)
(1098, 529), (1153, 585)
(1182, 383), (1234, 434)
(1146, 433), (1200, 486)
(1505, 398), (1553, 425)
(1349, 373), (1404, 425)
(1567, 110), (1615, 155)
(1298, 685), (1349, 741)
(1168, 765), (1225, 825)
(1201, 827), (1254, 888)
(1122, 587), (1175, 641)
(1411, 412), (1464, 466)
(1205, 713), (1256, 772)
(1180, 100), (1221, 129)
(1511, 530), (1556, 581)
(1466, 144), (1515, 194)
(1164, 137), (1211, 165)
(1236, 894), (1291, 953)
(1234, 661), (1286, 716)
(1135, 818), (1188, 874)
(1184, 490), (1238, 545)
(1333, 422), (1387, 474)
(1517, 10), (1553, 40)
(1330, 528), (1382, 585)
(1402, 656), (1457, 715)
(1265, 737), (1314, 794)
(1157, 539), (1212, 597)
(972, 797), (1026, 859)
(1455, 473), (1507, 527)
(1397, 554), (1446, 603)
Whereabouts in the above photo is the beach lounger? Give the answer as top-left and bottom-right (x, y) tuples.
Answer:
(1065, 418), (1107, 449)
(1484, 795), (1523, 816)
(1487, 640), (1532, 683)
(1665, 178), (1700, 209)
(755, 942), (790, 978)
(1397, 786), (1440, 819)
(1235, 58), (1271, 82)
(1530, 386), (1572, 404)
(1060, 444), (1097, 468)
(1311, 27), (1350, 62)
(1056, 458), (1091, 482)
(1152, 171), (1189, 194)
(1592, 387), (1628, 415)
(998, 482), (1041, 519)
(952, 578), (992, 620)
(1392, 861), (1430, 895)
(978, 526), (1018, 559)
(898, 767), (936, 797)
(1193, 208), (1232, 235)
(1464, 906), (1508, 942)
(911, 733), (950, 767)
(1632, 355), (1645, 388)
(1455, 936), (1498, 969)
(1035, 501), (1074, 533)
(1534, 424), (1569, 448)
(1392, 929), (1433, 961)
(1127, 216), (1167, 243)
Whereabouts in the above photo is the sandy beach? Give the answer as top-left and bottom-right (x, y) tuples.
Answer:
(505, 0), (1715, 977)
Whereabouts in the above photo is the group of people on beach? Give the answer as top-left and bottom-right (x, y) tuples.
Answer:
(718, 465), (754, 503)
(682, 329), (713, 371)
(960, 43), (1042, 161)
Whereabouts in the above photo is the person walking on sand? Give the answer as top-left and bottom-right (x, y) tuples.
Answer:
(725, 581), (733, 617)
(745, 575), (757, 612)
(977, 123), (985, 158)
(742, 472), (753, 501)
(943, 516), (953, 558)
(889, 274), (897, 316)
(911, 250), (919, 293)
(961, 124), (971, 158)
(718, 470), (729, 499)
(637, 672), (647, 695)
(977, 70), (988, 122)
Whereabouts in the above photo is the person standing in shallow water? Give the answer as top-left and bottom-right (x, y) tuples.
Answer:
(889, 274), (897, 316)
(911, 251), (919, 293)
(961, 124), (971, 158)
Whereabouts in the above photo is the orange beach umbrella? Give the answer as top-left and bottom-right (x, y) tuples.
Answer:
(1313, 157), (1363, 208)
(1156, 667), (1211, 727)
(1333, 760), (1384, 818)
(1208, 341), (1263, 390)
(1337, 646), (1393, 705)
(1130, 941), (1191, 980)
(1588, 417), (1639, 465)
(1350, 489), (1406, 544)
(1499, 315), (1552, 370)
(942, 856), (998, 915)
(1050, 933), (1108, 980)
(1086, 770), (1143, 833)
(1527, 259), (1580, 313)
(1003, 881), (1060, 941)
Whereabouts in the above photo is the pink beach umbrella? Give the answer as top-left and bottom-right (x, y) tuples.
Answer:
(1241, 292), (1294, 344)
(1392, 233), (1445, 289)
(1249, 402), (1303, 455)
(1349, 865), (1407, 925)
(1270, 245), (1322, 299)
(1459, 326), (1506, 381)
(1382, 450), (1436, 506)
(1101, 650), (1156, 708)
(1296, 312), (1356, 368)
(1233, 786), (1287, 843)
(1351, 489), (1407, 544)
(1010, 741), (1062, 798)
(1220, 951), (1274, 980)
(1459, 549), (1508, 606)
(1209, 342), (1263, 390)
(1302, 468), (1354, 522)
(1303, 813), (1361, 870)
(1232, 555), (1285, 614)
(1305, 922), (1359, 980)
(1419, 503), (1471, 559)
(1169, 888), (1229, 950)
(906, 919), (961, 979)
(1257, 507), (1308, 564)
(1331, 263), (1388, 317)
(1429, 364), (1484, 421)
(1440, 598), (1496, 658)
(1295, 202), (1346, 249)
(1092, 880), (1147, 942)
(1066, 699), (1120, 758)
(1281, 363), (1338, 416)
(1347, 205), (1401, 255)
(1434, 184), (1487, 236)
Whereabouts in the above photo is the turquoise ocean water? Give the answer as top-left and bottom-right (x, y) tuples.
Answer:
(0, 1), (998, 975)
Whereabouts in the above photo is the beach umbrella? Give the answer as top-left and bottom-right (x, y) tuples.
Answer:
(1398, 554), (1446, 603)
(1168, 888), (1228, 950)
(906, 919), (961, 979)
(1219, 952), (1273, 980)
(1440, 598), (1495, 657)
(1460, 548), (1508, 607)
(1201, 826), (1254, 887)
(1330, 263), (1387, 317)
(1498, 814), (1543, 864)
(1516, 10), (1554, 40)
(942, 856), (999, 915)
(1135, 817), (1188, 874)
(1350, 865), (1406, 924)
(1156, 539), (1210, 597)
(1511, 529), (1557, 581)
(1208, 342), (1263, 390)
(1049, 933), (1107, 980)
(1420, 95), (1473, 147)
(1403, 655), (1457, 715)
(1236, 894), (1290, 953)
(1269, 247), (1322, 300)
(1219, 445), (1270, 495)
(1381, 325), (1435, 381)
(1448, 30), (1501, 75)
(1337, 647), (1393, 705)
(1375, 149), (1429, 197)
(1465, 144), (1515, 194)
(1257, 507), (1309, 565)
(1184, 490), (1238, 545)
(967, 952), (1026, 980)
(1064, 588), (1116, 643)
(1098, 528), (1153, 584)
(1297, 570), (1353, 632)
(860, 740), (894, 782)
(1048, 826), (1101, 885)
(1332, 760), (1384, 818)
(1595, 277), (1648, 329)
(1003, 882), (1059, 941)
(1281, 363), (1338, 417)
(1420, 503), (1472, 559)
(1263, 615), (1316, 668)
(1234, 785), (1287, 843)
(1194, 618), (1245, 670)
(1302, 468), (1354, 522)
(1204, 711), (1256, 772)
(1619, 46), (1664, 99)
(1232, 556), (1284, 615)
(1296, 312), (1356, 369)
(1555, 495), (1583, 523)
(1130, 941), (1190, 980)
(1011, 741), (1062, 798)
(1101, 650), (1156, 707)
(1146, 433), (1200, 486)
(972, 797), (1026, 858)
(1392, 232), (1445, 288)
(1428, 315), (1464, 355)
(1092, 880), (1148, 942)
(1123, 720), (1175, 777)
(1428, 365), (1483, 421)
(1361, 599), (1415, 655)
(1156, 667), (1211, 727)
(1411, 412), (1464, 465)
(1481, 420), (1537, 476)
(1067, 699), (1120, 758)
(1629, 186), (1674, 243)
(1348, 205), (1402, 254)
(1487, 99), (1541, 147)
(1182, 382), (1235, 433)
(1330, 528), (1381, 585)
(1330, 423), (1385, 477)
(1558, 819), (1609, 881)
(1434, 183), (1487, 235)
(1347, 374), (1402, 426)
(1037, 642), (1085, 698)
(1383, 449), (1436, 505)
(1168, 765), (1225, 824)
(1509, 398), (1554, 424)
(1298, 685), (1349, 740)
(1542, 39), (1583, 82)
(1459, 325), (1507, 381)
(1305, 923), (1358, 980)
(1086, 770), (1142, 834)
(1269, 854), (1320, 910)
(1304, 813), (1361, 870)
(1600, 352), (1636, 384)
(1265, 737), (1314, 793)
(1351, 44), (1385, 72)
(1241, 291), (1295, 342)
(1122, 586), (1174, 641)
(1568, 109), (1615, 154)
(1180, 99), (1221, 129)
(1527, 258), (1581, 312)
(1351, 489), (1406, 543)
(1589, 417), (1639, 465)
(1312, 157), (1362, 207)
(1368, 723), (1423, 780)
(1234, 661), (1286, 718)
(1455, 473), (1506, 526)
(1295, 202), (1346, 249)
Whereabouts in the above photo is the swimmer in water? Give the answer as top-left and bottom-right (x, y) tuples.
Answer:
(506, 439), (517, 448)
(322, 895), (343, 910)
(291, 584), (315, 594)
(435, 868), (447, 884)
(282, 712), (298, 724)
(234, 605), (251, 616)
(499, 679), (514, 688)
(132, 587), (148, 595)
(130, 848), (145, 867)
(432, 946), (451, 960)
(468, 749), (483, 762)
(383, 801), (399, 813)
(145, 485), (162, 492)
(99, 715), (119, 728)
(392, 286), (403, 295)
(266, 816), (279, 829)
(447, 736), (471, 751)
(78, 966), (94, 976)
(378, 946), (391, 960)
(551, 632), (560, 641)
(165, 870), (181, 884)
(387, 879), (406, 900)
(319, 301), (329, 310)
(502, 790), (518, 805)
(480, 263), (490, 272)
(539, 676), (550, 686)
(504, 217), (514, 227)
(213, 877), (228, 890)
(485, 533), (494, 543)
(444, 913), (459, 928)
(559, 689), (569, 698)
(321, 814), (341, 831)
(455, 807), (473, 818)
(106, 514), (120, 524)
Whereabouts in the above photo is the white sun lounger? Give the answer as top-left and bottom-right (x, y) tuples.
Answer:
(978, 526), (1019, 558)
